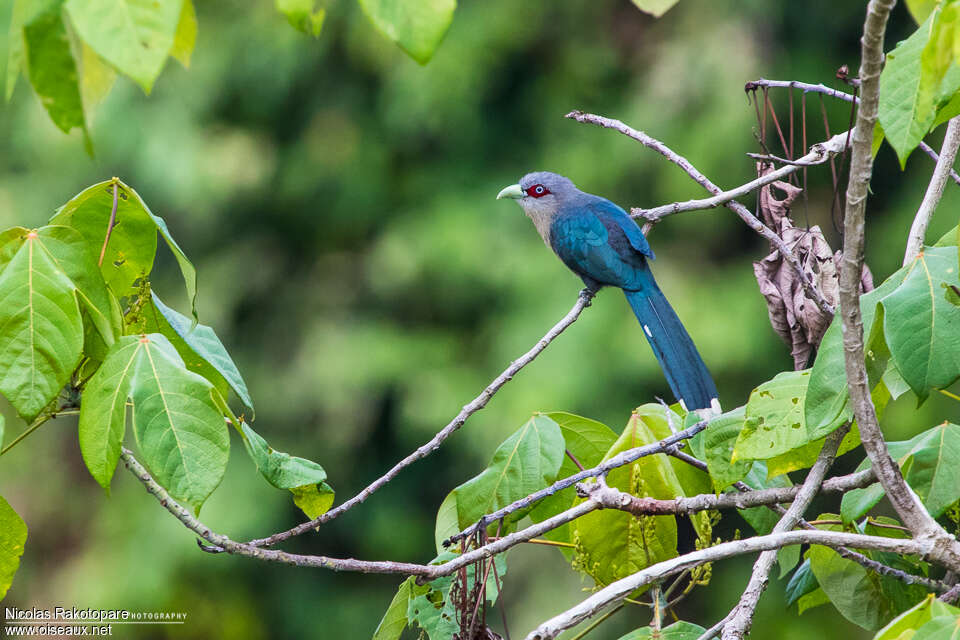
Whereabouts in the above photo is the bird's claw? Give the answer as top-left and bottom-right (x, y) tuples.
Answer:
(578, 288), (596, 306)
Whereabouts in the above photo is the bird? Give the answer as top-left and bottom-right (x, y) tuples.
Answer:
(497, 171), (719, 413)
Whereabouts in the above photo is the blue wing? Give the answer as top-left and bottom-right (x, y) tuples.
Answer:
(549, 204), (652, 290)
(586, 197), (655, 260)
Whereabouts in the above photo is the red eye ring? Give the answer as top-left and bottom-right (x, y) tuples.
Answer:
(526, 184), (550, 198)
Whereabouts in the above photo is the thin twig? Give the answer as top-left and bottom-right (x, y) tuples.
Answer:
(443, 418), (709, 547)
(904, 115), (960, 264)
(746, 78), (960, 186)
(248, 290), (595, 547)
(523, 528), (935, 640)
(566, 110), (835, 316)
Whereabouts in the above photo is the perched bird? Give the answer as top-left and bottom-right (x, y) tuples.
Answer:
(497, 171), (719, 413)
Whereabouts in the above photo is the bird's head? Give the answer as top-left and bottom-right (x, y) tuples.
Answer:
(496, 172), (578, 216)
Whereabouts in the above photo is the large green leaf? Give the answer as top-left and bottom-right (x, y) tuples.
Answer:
(50, 179), (197, 318)
(879, 13), (939, 166)
(873, 594), (960, 640)
(434, 414), (563, 549)
(907, 0), (940, 23)
(276, 0), (325, 36)
(733, 370), (814, 461)
(145, 292), (253, 413)
(373, 576), (416, 640)
(616, 621), (706, 640)
(806, 267), (909, 436)
(23, 0), (86, 135)
(64, 0), (184, 93)
(78, 337), (140, 489)
(807, 519), (927, 631)
(630, 0), (681, 18)
(78, 334), (229, 510)
(881, 246), (960, 399)
(572, 410), (684, 589)
(358, 0), (456, 65)
(0, 227), (97, 419)
(170, 0), (197, 67)
(0, 495), (27, 600)
(526, 411), (618, 550)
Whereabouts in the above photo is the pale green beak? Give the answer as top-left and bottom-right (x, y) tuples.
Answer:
(496, 183), (524, 200)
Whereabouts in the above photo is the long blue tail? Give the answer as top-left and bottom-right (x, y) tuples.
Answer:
(623, 286), (717, 411)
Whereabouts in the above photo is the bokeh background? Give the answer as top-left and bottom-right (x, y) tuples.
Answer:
(2, 0), (959, 638)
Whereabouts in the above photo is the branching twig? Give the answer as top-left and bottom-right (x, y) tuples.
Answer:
(566, 110), (835, 316)
(904, 115), (960, 264)
(523, 528), (935, 640)
(443, 418), (709, 547)
(838, 0), (960, 573)
(722, 426), (848, 639)
(745, 78), (960, 186)
(248, 289), (595, 548)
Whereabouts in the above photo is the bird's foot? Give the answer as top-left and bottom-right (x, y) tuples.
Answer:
(578, 288), (597, 307)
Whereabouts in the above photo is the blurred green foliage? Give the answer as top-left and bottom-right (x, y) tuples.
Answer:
(2, 0), (960, 638)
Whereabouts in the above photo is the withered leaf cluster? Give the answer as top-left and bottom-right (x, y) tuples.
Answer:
(752, 164), (873, 370)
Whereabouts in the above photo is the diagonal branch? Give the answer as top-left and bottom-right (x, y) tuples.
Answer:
(837, 0), (960, 574)
(247, 289), (595, 548)
(721, 426), (848, 639)
(442, 418), (709, 548)
(904, 115), (960, 265)
(566, 110), (835, 316)
(523, 528), (935, 640)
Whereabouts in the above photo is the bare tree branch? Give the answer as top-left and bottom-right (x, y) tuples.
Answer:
(745, 77), (960, 186)
(837, 0), (960, 573)
(442, 418), (709, 548)
(524, 528), (935, 640)
(248, 289), (595, 548)
(904, 115), (960, 264)
(565, 110), (835, 316)
(722, 426), (849, 639)
(636, 131), (849, 221)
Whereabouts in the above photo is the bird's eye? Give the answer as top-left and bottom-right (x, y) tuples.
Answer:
(526, 184), (550, 198)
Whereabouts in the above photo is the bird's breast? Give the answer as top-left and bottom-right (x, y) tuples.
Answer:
(524, 209), (554, 247)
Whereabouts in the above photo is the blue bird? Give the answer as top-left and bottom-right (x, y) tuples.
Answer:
(497, 171), (719, 413)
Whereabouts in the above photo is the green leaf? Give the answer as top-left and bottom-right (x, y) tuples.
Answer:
(0, 495), (27, 600)
(373, 577), (414, 640)
(765, 423), (861, 477)
(691, 406), (750, 490)
(407, 588), (457, 640)
(440, 414), (563, 534)
(290, 482), (335, 519)
(572, 410), (684, 589)
(785, 558), (819, 607)
(873, 593), (960, 640)
(907, 0), (940, 24)
(806, 267), (909, 435)
(170, 0), (196, 67)
(0, 227), (92, 419)
(615, 621), (706, 640)
(50, 180), (158, 299)
(358, 0), (456, 65)
(910, 615), (960, 639)
(6, 0), (41, 101)
(276, 0), (325, 36)
(79, 334), (229, 510)
(918, 5), (960, 135)
(24, 0), (86, 134)
(879, 13), (939, 166)
(630, 0), (681, 17)
(79, 42), (117, 113)
(145, 292), (253, 413)
(64, 0), (183, 93)
(78, 337), (140, 489)
(798, 588), (831, 614)
(733, 370), (813, 461)
(50, 179), (197, 318)
(778, 543), (802, 578)
(807, 520), (927, 630)
(526, 411), (618, 550)
(882, 247), (960, 399)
